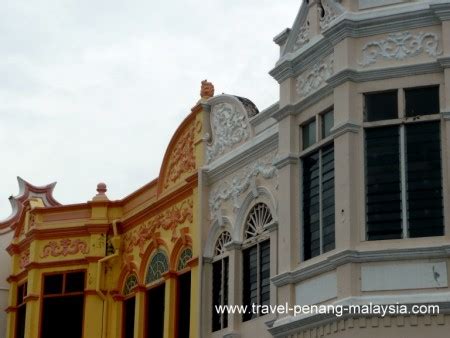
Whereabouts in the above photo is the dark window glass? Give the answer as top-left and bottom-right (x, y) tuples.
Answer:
(303, 151), (321, 260)
(302, 119), (316, 149)
(65, 272), (85, 293)
(223, 257), (228, 329)
(212, 258), (229, 332)
(321, 144), (335, 253)
(259, 241), (270, 307)
(365, 127), (402, 240)
(146, 284), (165, 338)
(123, 297), (135, 338)
(405, 86), (440, 117)
(242, 246), (258, 322)
(243, 241), (270, 322)
(302, 145), (335, 260)
(365, 90), (398, 122)
(15, 283), (27, 338)
(43, 274), (63, 295)
(41, 296), (84, 338)
(406, 122), (443, 237)
(322, 110), (334, 138)
(176, 272), (191, 338)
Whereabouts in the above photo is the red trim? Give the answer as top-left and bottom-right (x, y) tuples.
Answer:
(5, 306), (18, 313)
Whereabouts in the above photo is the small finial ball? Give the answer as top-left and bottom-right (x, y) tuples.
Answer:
(97, 182), (107, 194)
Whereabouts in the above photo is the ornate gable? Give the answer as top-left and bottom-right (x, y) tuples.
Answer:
(0, 177), (60, 235)
(280, 0), (346, 56)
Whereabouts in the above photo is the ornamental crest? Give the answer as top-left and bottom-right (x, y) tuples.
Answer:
(206, 102), (250, 163)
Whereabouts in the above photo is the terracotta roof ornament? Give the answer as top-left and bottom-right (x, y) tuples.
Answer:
(200, 80), (215, 101)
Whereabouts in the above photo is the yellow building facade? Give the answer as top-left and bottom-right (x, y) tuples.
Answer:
(0, 82), (214, 338)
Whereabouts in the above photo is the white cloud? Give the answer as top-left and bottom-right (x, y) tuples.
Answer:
(0, 0), (300, 218)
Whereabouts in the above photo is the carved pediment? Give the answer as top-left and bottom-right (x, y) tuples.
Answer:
(282, 0), (346, 56)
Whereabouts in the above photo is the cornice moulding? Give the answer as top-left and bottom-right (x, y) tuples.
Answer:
(272, 245), (450, 287)
(273, 154), (299, 169)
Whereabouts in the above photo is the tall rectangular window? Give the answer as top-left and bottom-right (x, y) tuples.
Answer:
(146, 284), (165, 338)
(123, 297), (135, 338)
(321, 110), (334, 139)
(365, 86), (443, 240)
(212, 257), (228, 332)
(176, 272), (191, 338)
(365, 127), (402, 240)
(41, 272), (85, 338)
(242, 240), (270, 322)
(302, 144), (335, 260)
(15, 282), (27, 338)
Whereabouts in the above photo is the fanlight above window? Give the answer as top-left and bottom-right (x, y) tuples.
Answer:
(177, 248), (193, 271)
(146, 251), (169, 284)
(214, 231), (232, 256)
(123, 274), (138, 296)
(244, 203), (273, 241)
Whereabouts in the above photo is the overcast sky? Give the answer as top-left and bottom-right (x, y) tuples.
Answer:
(0, 0), (299, 218)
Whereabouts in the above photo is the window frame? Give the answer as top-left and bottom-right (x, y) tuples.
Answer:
(363, 86), (444, 240)
(211, 231), (231, 332)
(241, 203), (273, 323)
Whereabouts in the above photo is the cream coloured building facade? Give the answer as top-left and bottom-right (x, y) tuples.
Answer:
(200, 1), (450, 338)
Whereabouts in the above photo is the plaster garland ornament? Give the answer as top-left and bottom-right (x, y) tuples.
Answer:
(123, 198), (193, 255)
(319, 0), (345, 31)
(40, 238), (89, 258)
(206, 102), (250, 163)
(163, 123), (196, 188)
(359, 31), (443, 67)
(209, 152), (278, 222)
(296, 55), (334, 97)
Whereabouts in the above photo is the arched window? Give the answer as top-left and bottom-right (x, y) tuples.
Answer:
(123, 273), (138, 296)
(146, 250), (169, 284)
(122, 274), (138, 338)
(212, 231), (231, 332)
(242, 203), (272, 322)
(177, 248), (193, 271)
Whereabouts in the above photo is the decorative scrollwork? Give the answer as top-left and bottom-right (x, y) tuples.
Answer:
(359, 31), (442, 67)
(206, 102), (250, 163)
(20, 248), (30, 269)
(40, 239), (89, 258)
(209, 152), (278, 222)
(123, 198), (193, 255)
(296, 55), (334, 98)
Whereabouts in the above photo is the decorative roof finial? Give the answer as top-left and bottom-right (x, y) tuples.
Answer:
(200, 80), (214, 100)
(92, 182), (109, 201)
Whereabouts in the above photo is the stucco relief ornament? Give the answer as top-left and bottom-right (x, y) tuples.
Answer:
(359, 31), (442, 67)
(293, 21), (310, 51)
(296, 56), (334, 97)
(209, 152), (278, 222)
(164, 124), (196, 188)
(20, 248), (30, 269)
(319, 0), (345, 31)
(206, 103), (250, 163)
(40, 238), (89, 258)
